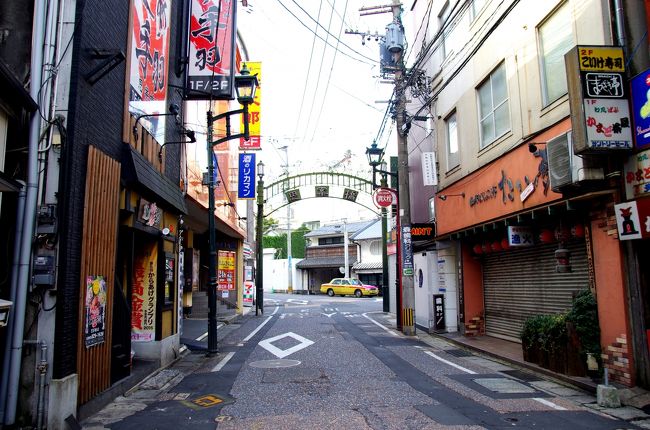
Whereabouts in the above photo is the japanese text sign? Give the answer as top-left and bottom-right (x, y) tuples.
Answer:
(128, 0), (172, 144)
(186, 0), (237, 99)
(401, 225), (414, 276)
(240, 62), (261, 149)
(132, 242), (157, 342)
(237, 153), (256, 199)
(508, 226), (534, 247)
(631, 68), (650, 149)
(624, 149), (650, 199)
(577, 46), (625, 72)
(217, 250), (236, 290)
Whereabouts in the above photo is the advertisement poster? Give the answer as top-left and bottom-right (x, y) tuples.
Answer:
(238, 153), (256, 199)
(132, 242), (158, 342)
(240, 61), (262, 149)
(128, 0), (171, 143)
(631, 68), (650, 149)
(84, 275), (107, 348)
(186, 0), (237, 99)
(217, 250), (235, 290)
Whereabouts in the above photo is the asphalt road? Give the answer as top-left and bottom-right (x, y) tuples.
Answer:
(82, 293), (642, 429)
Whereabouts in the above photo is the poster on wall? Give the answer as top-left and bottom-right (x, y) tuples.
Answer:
(132, 242), (158, 342)
(240, 61), (262, 149)
(186, 0), (237, 99)
(84, 275), (107, 348)
(217, 250), (235, 290)
(128, 0), (172, 143)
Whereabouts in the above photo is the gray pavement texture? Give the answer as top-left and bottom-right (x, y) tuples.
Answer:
(81, 294), (650, 430)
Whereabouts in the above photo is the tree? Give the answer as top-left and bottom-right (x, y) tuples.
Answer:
(262, 216), (279, 235)
(262, 223), (310, 258)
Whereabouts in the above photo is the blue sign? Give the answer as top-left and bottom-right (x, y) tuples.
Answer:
(631, 68), (650, 149)
(238, 153), (256, 199)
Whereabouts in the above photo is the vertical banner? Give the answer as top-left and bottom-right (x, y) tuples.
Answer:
(84, 275), (107, 348)
(238, 153), (256, 199)
(132, 242), (158, 342)
(128, 0), (172, 143)
(421, 152), (437, 186)
(401, 225), (414, 276)
(217, 250), (236, 290)
(240, 62), (262, 149)
(186, 0), (237, 99)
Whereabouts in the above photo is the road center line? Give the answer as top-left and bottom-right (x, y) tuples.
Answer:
(362, 313), (399, 336)
(533, 397), (566, 410)
(211, 352), (235, 372)
(423, 350), (477, 374)
(243, 315), (273, 342)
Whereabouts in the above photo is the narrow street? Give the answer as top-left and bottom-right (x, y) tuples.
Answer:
(82, 294), (645, 430)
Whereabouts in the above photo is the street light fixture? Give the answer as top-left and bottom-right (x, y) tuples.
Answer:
(205, 64), (258, 354)
(255, 161), (265, 316)
(133, 103), (181, 142)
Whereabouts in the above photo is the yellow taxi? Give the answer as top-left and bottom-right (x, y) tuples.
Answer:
(320, 278), (379, 298)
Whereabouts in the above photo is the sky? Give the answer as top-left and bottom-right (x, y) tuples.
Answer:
(235, 0), (398, 227)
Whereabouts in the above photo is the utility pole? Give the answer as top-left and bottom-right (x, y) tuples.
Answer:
(282, 146), (293, 294)
(391, 0), (415, 336)
(343, 219), (349, 278)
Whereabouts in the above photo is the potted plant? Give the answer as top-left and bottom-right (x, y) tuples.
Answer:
(566, 290), (601, 377)
(521, 315), (543, 363)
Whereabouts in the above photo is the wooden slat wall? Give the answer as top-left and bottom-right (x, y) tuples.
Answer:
(76, 146), (121, 404)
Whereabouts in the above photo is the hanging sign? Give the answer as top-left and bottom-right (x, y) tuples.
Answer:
(128, 0), (172, 144)
(631, 68), (650, 149)
(422, 152), (437, 186)
(240, 61), (262, 149)
(507, 226), (534, 247)
(615, 200), (650, 240)
(624, 149), (650, 199)
(132, 242), (157, 342)
(84, 275), (107, 348)
(186, 0), (237, 100)
(238, 153), (256, 199)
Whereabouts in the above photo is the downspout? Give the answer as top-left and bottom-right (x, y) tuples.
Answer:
(613, 0), (626, 50)
(23, 340), (47, 430)
(4, 0), (47, 425)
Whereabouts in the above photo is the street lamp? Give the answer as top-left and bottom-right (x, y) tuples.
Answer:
(366, 141), (383, 190)
(205, 64), (258, 354)
(255, 161), (265, 316)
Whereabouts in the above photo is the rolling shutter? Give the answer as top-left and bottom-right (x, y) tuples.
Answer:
(482, 240), (589, 342)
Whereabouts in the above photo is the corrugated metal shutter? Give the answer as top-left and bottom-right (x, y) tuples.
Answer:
(482, 240), (589, 342)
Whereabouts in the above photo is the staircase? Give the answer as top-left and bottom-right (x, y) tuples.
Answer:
(187, 291), (236, 320)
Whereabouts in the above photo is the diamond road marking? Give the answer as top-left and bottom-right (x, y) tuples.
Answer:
(258, 332), (314, 359)
(286, 299), (309, 305)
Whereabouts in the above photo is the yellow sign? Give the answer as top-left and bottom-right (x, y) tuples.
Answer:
(577, 46), (625, 72)
(240, 61), (261, 150)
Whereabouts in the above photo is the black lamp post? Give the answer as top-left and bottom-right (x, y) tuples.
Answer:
(255, 161), (265, 316)
(206, 64), (258, 354)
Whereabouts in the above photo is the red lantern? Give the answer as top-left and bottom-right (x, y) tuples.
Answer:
(501, 238), (510, 250)
(491, 241), (502, 252)
(473, 244), (483, 254)
(539, 229), (554, 243)
(572, 224), (585, 238)
(482, 242), (492, 254)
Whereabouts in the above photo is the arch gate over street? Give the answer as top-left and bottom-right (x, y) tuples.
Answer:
(262, 171), (378, 217)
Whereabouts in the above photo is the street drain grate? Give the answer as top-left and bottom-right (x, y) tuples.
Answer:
(500, 369), (543, 382)
(445, 348), (473, 358)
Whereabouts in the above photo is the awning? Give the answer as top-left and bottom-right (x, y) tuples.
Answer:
(121, 145), (187, 214)
(296, 256), (357, 269)
(352, 261), (382, 271)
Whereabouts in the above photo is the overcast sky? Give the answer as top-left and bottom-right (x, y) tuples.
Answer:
(237, 1), (398, 226)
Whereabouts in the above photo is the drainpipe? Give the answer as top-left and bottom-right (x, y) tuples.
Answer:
(23, 340), (48, 430)
(613, 0), (626, 51)
(0, 183), (26, 423)
(3, 0), (47, 425)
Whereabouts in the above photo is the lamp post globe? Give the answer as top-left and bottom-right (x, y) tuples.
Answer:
(234, 63), (258, 105)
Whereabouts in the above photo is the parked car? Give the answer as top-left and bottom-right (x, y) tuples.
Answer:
(320, 278), (379, 297)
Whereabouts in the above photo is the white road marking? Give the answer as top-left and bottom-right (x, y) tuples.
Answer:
(321, 312), (336, 318)
(243, 315), (273, 342)
(258, 332), (314, 359)
(195, 323), (223, 342)
(211, 352), (235, 372)
(179, 345), (187, 353)
(270, 306), (279, 315)
(287, 299), (309, 305)
(362, 313), (399, 336)
(532, 397), (566, 410)
(423, 350), (477, 374)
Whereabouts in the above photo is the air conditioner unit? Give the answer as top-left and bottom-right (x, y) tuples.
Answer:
(546, 131), (604, 192)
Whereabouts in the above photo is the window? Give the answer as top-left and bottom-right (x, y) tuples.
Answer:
(318, 236), (343, 245)
(539, 3), (573, 105)
(478, 63), (510, 148)
(438, 2), (458, 60)
(369, 240), (382, 255)
(470, 0), (487, 20)
(446, 112), (459, 169)
(428, 197), (436, 221)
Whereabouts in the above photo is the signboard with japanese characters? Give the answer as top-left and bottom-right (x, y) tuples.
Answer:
(614, 200), (650, 240)
(237, 153), (256, 199)
(132, 242), (157, 342)
(565, 46), (632, 154)
(217, 250), (235, 290)
(240, 62), (261, 149)
(186, 0), (237, 100)
(507, 226), (534, 247)
(624, 149), (650, 199)
(84, 276), (107, 348)
(401, 225), (414, 276)
(630, 68), (650, 149)
(421, 152), (437, 186)
(128, 0), (172, 144)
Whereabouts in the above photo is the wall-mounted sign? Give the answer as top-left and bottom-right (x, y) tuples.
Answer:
(138, 198), (162, 228)
(422, 152), (437, 186)
(128, 0), (172, 143)
(132, 242), (157, 342)
(238, 153), (256, 199)
(566, 46), (632, 153)
(401, 225), (414, 276)
(240, 62), (261, 149)
(631, 68), (650, 149)
(508, 226), (534, 247)
(411, 223), (435, 240)
(185, 0), (237, 100)
(615, 200), (650, 240)
(624, 149), (650, 199)
(84, 275), (107, 348)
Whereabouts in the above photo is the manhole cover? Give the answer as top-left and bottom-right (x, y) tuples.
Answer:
(474, 378), (537, 394)
(249, 359), (301, 368)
